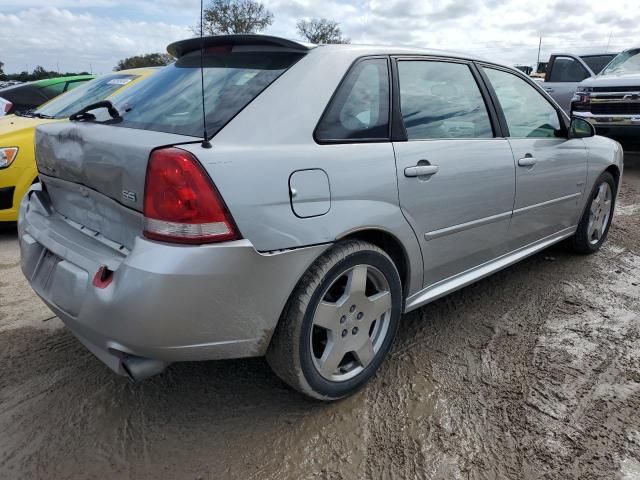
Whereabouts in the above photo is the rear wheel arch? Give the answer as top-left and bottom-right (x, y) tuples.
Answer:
(338, 228), (410, 299)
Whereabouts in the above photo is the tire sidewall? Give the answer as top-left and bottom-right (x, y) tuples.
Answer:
(580, 173), (617, 252)
(298, 249), (402, 399)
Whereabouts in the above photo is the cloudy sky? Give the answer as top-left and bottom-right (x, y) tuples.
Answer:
(0, 0), (638, 74)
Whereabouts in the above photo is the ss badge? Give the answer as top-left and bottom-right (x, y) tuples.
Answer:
(122, 190), (137, 202)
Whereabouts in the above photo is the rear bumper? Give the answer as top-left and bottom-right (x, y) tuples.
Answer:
(18, 184), (327, 376)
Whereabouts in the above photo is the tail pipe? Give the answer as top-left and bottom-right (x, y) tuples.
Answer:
(121, 355), (169, 382)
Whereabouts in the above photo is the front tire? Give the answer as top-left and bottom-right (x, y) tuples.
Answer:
(267, 240), (402, 400)
(570, 171), (616, 254)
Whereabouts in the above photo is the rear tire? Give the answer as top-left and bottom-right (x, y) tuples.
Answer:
(267, 240), (402, 401)
(570, 172), (616, 254)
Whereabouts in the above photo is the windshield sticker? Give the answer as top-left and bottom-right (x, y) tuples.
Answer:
(107, 78), (133, 86)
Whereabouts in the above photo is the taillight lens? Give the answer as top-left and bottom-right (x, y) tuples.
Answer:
(143, 147), (240, 244)
(0, 98), (12, 115)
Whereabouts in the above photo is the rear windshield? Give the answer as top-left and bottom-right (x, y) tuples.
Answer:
(581, 55), (617, 74)
(109, 50), (303, 138)
(36, 74), (139, 119)
(0, 83), (49, 107)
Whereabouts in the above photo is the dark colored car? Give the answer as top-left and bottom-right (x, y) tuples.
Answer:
(0, 75), (94, 116)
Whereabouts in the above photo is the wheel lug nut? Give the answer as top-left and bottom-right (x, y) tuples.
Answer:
(341, 329), (348, 337)
(352, 327), (359, 335)
(340, 315), (346, 324)
(357, 312), (363, 320)
(350, 305), (356, 313)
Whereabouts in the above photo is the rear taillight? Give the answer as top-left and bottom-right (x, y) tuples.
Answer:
(143, 147), (240, 244)
(0, 98), (12, 114)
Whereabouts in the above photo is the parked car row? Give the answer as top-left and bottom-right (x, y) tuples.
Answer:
(0, 69), (156, 222)
(0, 80), (23, 89)
(0, 75), (95, 117)
(13, 34), (623, 400)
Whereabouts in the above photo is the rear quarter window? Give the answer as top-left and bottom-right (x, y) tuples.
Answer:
(110, 51), (303, 138)
(315, 58), (390, 142)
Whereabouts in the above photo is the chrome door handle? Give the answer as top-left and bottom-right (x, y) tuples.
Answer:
(404, 165), (439, 177)
(518, 157), (537, 167)
(543, 87), (554, 93)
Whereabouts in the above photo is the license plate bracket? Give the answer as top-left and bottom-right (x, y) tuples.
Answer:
(31, 249), (60, 291)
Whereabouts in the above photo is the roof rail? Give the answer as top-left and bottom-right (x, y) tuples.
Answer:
(167, 34), (315, 57)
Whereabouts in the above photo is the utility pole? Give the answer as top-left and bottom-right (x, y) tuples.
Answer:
(536, 36), (542, 69)
(606, 31), (613, 52)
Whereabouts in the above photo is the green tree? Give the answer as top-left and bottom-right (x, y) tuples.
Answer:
(31, 65), (50, 80)
(193, 0), (273, 35)
(296, 18), (350, 44)
(114, 53), (173, 71)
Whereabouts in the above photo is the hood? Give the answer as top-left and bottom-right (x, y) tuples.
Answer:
(581, 72), (640, 88)
(0, 114), (51, 137)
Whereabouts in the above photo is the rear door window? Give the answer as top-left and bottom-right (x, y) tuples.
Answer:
(64, 79), (91, 92)
(548, 57), (590, 82)
(41, 82), (66, 99)
(315, 58), (390, 142)
(110, 51), (303, 138)
(581, 55), (616, 74)
(397, 60), (493, 140)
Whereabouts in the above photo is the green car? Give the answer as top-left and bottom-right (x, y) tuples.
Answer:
(0, 75), (94, 116)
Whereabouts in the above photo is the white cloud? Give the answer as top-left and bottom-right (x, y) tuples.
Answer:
(1, 0), (639, 74)
(0, 7), (190, 73)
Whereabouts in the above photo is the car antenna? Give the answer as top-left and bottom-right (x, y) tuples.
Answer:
(199, 0), (212, 149)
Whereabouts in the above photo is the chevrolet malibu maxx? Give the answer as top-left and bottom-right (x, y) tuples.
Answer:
(19, 35), (623, 400)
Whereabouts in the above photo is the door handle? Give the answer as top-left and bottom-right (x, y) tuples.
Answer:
(518, 156), (537, 167)
(543, 87), (554, 93)
(404, 165), (439, 177)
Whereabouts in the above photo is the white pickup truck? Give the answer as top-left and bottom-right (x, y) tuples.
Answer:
(571, 48), (640, 152)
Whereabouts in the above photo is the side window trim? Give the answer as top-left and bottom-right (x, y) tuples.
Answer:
(389, 57), (407, 142)
(476, 62), (569, 137)
(313, 55), (392, 145)
(390, 55), (501, 141)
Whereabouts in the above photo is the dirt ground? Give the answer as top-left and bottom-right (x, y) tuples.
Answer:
(1, 156), (639, 480)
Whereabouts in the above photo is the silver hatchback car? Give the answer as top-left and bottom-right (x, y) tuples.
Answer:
(19, 35), (623, 400)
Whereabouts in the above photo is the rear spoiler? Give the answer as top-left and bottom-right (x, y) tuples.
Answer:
(167, 34), (316, 58)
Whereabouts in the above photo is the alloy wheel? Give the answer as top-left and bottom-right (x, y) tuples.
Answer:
(587, 182), (613, 245)
(309, 264), (392, 382)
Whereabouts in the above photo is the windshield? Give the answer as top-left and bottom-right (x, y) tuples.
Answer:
(35, 74), (140, 119)
(600, 49), (640, 75)
(109, 50), (303, 138)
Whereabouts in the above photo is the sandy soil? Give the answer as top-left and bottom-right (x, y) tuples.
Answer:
(1, 157), (639, 480)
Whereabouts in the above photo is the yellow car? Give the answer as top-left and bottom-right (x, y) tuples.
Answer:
(0, 68), (157, 222)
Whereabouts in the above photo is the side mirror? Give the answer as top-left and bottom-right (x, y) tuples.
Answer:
(569, 116), (596, 139)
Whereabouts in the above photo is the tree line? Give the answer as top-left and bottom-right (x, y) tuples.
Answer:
(115, 0), (349, 71)
(0, 63), (90, 82)
(2, 1), (349, 80)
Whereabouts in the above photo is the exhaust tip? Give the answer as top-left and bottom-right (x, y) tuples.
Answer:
(121, 355), (169, 382)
